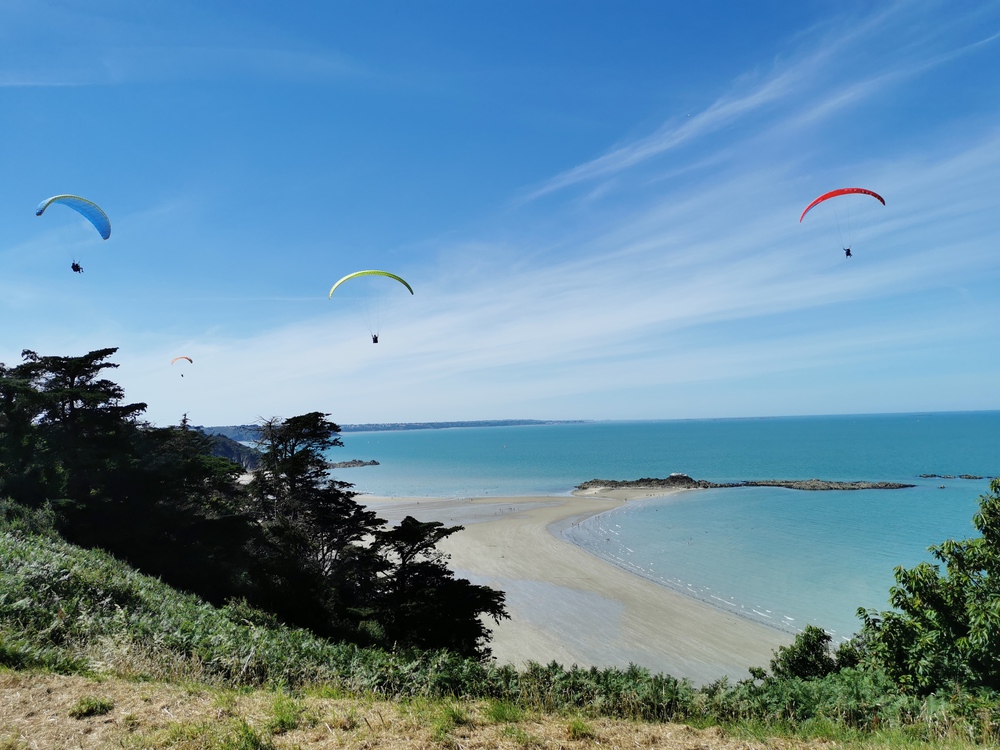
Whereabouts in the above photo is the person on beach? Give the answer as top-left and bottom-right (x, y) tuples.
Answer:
(844, 247), (852, 258)
(71, 261), (83, 273)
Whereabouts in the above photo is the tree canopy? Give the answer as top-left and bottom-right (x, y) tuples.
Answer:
(857, 478), (1000, 693)
(0, 348), (507, 660)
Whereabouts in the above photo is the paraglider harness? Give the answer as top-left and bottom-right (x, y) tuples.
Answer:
(844, 248), (852, 258)
(372, 334), (379, 344)
(71, 261), (84, 273)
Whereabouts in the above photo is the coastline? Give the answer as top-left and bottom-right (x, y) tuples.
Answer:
(359, 487), (791, 686)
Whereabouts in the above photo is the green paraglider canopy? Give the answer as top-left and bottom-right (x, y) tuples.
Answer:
(328, 270), (413, 342)
(328, 270), (414, 298)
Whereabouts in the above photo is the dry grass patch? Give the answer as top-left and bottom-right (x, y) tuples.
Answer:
(0, 670), (896, 749)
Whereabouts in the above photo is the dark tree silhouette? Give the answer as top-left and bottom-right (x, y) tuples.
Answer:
(0, 349), (509, 659)
(375, 516), (509, 659)
(247, 412), (387, 638)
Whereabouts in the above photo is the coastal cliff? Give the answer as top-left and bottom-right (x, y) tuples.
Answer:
(206, 433), (261, 471)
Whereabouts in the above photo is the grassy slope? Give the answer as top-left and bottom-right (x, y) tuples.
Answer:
(0, 670), (832, 750)
(0, 529), (992, 749)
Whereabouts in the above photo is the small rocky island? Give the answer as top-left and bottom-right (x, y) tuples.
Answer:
(577, 473), (915, 492)
(919, 473), (985, 480)
(328, 459), (380, 469)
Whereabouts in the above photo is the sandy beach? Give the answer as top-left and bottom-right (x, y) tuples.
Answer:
(360, 488), (791, 686)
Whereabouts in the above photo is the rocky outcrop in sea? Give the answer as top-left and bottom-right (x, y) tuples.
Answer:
(328, 459), (380, 469)
(918, 473), (987, 480)
(576, 473), (915, 491)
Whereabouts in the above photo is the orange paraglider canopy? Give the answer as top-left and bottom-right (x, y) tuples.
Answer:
(171, 356), (193, 365)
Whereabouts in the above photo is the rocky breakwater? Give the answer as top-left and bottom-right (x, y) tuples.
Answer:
(576, 473), (915, 491)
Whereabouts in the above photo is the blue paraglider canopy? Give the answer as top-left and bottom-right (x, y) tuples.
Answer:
(36, 194), (111, 240)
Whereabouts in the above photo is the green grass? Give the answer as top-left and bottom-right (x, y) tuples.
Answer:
(265, 692), (307, 734)
(213, 690), (239, 717)
(430, 701), (471, 741)
(566, 716), (596, 740)
(122, 719), (278, 750)
(0, 528), (472, 692)
(501, 724), (544, 747)
(485, 699), (524, 723)
(68, 695), (114, 719)
(2, 524), (1000, 744)
(724, 717), (998, 749)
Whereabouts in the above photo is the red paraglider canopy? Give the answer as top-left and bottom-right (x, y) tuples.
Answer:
(799, 188), (885, 223)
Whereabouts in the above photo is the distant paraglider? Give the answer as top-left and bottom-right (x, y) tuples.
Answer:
(800, 188), (885, 258)
(171, 356), (193, 377)
(36, 195), (111, 240)
(329, 270), (413, 343)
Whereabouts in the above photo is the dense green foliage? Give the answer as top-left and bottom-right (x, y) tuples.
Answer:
(2, 507), (1000, 742)
(0, 347), (506, 658)
(857, 478), (1000, 694)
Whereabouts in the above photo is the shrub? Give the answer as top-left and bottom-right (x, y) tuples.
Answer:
(768, 625), (837, 680)
(858, 479), (1000, 694)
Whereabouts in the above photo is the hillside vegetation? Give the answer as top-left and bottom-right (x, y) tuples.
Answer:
(0, 348), (507, 659)
(0, 521), (996, 748)
(1, 347), (1000, 747)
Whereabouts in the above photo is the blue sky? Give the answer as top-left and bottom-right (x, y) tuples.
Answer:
(2, 1), (999, 426)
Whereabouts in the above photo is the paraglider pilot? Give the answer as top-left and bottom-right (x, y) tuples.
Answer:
(844, 248), (852, 258)
(372, 334), (379, 344)
(71, 261), (84, 273)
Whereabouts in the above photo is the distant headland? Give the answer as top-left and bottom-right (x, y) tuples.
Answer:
(339, 419), (588, 432)
(199, 420), (587, 440)
(577, 473), (916, 492)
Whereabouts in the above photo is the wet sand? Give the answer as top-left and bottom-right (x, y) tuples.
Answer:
(360, 488), (790, 686)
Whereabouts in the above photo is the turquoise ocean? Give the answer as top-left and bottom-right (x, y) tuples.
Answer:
(337, 412), (999, 640)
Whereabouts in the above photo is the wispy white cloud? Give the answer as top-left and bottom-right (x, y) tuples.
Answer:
(522, 2), (999, 202)
(521, 71), (799, 201)
(113, 117), (1000, 424)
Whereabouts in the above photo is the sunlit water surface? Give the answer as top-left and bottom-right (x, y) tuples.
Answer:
(336, 412), (998, 637)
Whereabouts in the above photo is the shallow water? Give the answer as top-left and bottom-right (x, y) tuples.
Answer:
(336, 411), (999, 637)
(339, 412), (998, 496)
(563, 484), (983, 638)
